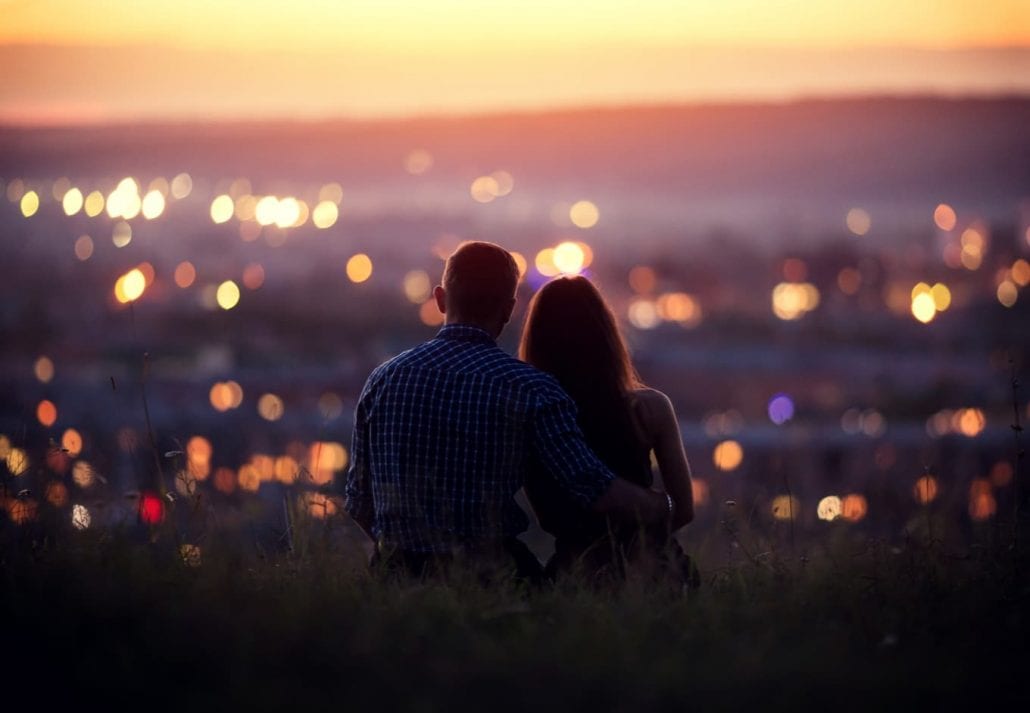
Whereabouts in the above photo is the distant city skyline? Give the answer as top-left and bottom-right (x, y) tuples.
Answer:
(1, 0), (1029, 124)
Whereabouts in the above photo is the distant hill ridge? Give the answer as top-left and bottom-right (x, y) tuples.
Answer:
(2, 97), (1028, 212)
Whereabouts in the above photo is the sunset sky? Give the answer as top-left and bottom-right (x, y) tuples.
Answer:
(2, 0), (1029, 123)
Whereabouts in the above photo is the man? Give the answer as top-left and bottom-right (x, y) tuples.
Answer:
(345, 241), (672, 580)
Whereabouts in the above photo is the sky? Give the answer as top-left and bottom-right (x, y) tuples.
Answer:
(1, 0), (1029, 123)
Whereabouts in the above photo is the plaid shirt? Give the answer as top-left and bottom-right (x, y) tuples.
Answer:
(345, 323), (615, 553)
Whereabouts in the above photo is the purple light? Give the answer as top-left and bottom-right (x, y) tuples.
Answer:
(768, 393), (795, 425)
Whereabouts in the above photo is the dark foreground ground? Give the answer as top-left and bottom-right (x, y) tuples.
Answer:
(3, 519), (1030, 712)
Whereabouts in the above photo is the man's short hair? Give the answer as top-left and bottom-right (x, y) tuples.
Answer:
(443, 241), (519, 321)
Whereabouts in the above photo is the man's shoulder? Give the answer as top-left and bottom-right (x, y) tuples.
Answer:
(369, 338), (562, 392)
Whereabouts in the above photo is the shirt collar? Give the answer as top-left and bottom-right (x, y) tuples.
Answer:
(436, 323), (497, 346)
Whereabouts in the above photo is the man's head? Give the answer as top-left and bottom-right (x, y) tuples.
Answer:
(434, 241), (519, 336)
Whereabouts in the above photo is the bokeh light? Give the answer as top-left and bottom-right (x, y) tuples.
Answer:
(990, 462), (1013, 488)
(319, 392), (344, 420)
(36, 399), (57, 427)
(234, 194), (257, 221)
(569, 200), (599, 228)
(627, 299), (659, 330)
(62, 187), (83, 215)
(419, 298), (444, 326)
(51, 177), (71, 201)
(491, 170), (514, 196)
(997, 280), (1017, 307)
(470, 175), (499, 203)
(257, 393), (284, 421)
(772, 282), (820, 320)
(187, 436), (212, 480)
(20, 190), (40, 218)
(112, 220), (132, 248)
(141, 189), (165, 219)
(552, 241), (586, 275)
(242, 263), (265, 290)
(817, 495), (843, 521)
(274, 197), (301, 228)
(179, 544), (202, 567)
(534, 248), (560, 277)
(346, 254), (373, 283)
(1011, 259), (1030, 287)
(656, 292), (701, 327)
(312, 200), (339, 229)
(691, 479), (709, 507)
(71, 460), (95, 488)
(71, 504), (91, 531)
(34, 356), (54, 383)
(931, 283), (951, 311)
(61, 428), (83, 457)
(629, 266), (657, 294)
(955, 408), (985, 437)
(713, 440), (743, 471)
(770, 495), (799, 521)
(83, 190), (105, 217)
(837, 267), (861, 295)
(211, 195), (234, 224)
(845, 208), (871, 235)
(45, 481), (69, 507)
(511, 252), (528, 280)
(969, 479), (996, 521)
(74, 234), (94, 261)
(934, 203), (957, 231)
(767, 393), (794, 425)
(6, 448), (29, 476)
(403, 270), (432, 303)
(405, 149), (433, 175)
(913, 475), (939, 504)
(308, 441), (348, 485)
(841, 494), (868, 522)
(304, 492), (340, 519)
(139, 492), (164, 524)
(170, 173), (193, 199)
(174, 261), (197, 288)
(114, 268), (146, 303)
(216, 280), (241, 309)
(214, 467), (237, 494)
(910, 291), (936, 324)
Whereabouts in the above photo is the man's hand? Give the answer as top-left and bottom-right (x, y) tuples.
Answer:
(591, 478), (672, 525)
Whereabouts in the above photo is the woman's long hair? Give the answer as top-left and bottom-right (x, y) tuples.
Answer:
(520, 276), (647, 481)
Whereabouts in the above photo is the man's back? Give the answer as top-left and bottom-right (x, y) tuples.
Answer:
(345, 323), (613, 553)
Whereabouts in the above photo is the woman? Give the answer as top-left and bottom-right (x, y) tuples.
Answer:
(519, 275), (697, 584)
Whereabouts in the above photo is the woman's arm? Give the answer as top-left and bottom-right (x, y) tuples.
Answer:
(633, 388), (695, 530)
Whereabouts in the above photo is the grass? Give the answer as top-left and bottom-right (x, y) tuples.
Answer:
(3, 518), (1029, 711)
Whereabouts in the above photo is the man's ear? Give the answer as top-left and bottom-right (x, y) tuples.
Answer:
(433, 285), (447, 314)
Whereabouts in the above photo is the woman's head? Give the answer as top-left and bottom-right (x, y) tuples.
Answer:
(519, 276), (640, 396)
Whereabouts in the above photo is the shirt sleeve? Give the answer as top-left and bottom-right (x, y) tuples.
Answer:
(529, 382), (615, 508)
(344, 379), (375, 527)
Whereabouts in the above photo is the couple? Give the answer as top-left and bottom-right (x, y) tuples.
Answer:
(344, 241), (695, 584)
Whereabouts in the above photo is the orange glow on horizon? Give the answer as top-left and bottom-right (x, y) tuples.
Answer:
(0, 2), (1028, 124)
(3, 2), (1028, 52)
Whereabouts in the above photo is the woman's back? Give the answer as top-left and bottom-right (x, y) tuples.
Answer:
(524, 388), (653, 543)
(518, 276), (695, 581)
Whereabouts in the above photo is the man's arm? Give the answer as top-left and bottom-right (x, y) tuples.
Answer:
(530, 385), (671, 526)
(591, 476), (671, 524)
(344, 386), (376, 541)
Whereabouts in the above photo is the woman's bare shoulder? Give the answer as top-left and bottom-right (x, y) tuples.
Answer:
(628, 387), (677, 435)
(629, 387), (674, 412)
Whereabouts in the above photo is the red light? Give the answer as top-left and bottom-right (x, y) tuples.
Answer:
(139, 492), (164, 524)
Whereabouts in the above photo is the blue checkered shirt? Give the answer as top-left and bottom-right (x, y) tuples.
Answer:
(345, 323), (615, 553)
